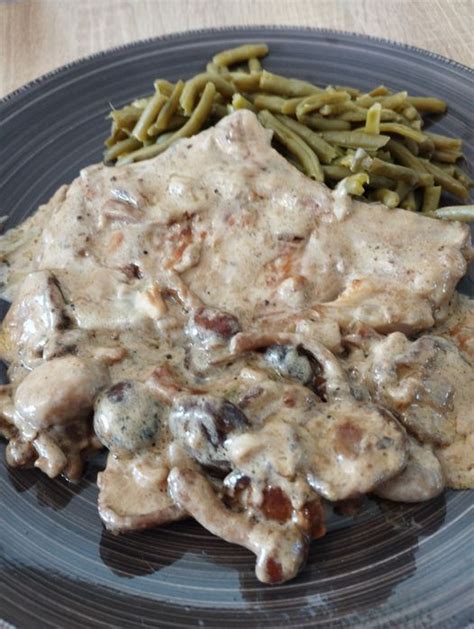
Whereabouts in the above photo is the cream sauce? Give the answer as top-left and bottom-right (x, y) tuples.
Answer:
(0, 111), (472, 583)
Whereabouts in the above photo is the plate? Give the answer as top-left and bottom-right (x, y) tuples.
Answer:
(0, 27), (473, 628)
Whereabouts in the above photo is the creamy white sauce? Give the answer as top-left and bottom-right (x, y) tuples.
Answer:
(0, 111), (472, 584)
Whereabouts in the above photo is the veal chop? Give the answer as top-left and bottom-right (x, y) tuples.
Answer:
(0, 111), (472, 583)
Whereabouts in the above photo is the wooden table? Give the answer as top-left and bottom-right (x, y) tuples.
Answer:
(1, 0), (473, 98)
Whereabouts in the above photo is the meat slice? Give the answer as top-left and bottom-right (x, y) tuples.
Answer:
(98, 451), (186, 533)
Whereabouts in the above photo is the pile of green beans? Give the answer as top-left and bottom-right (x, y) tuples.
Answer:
(104, 43), (473, 220)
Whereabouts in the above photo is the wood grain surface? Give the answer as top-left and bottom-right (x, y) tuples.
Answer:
(1, 0), (473, 98)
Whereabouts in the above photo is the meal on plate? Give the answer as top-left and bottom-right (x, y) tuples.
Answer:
(0, 44), (473, 585)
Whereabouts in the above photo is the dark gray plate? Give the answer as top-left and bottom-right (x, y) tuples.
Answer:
(0, 27), (473, 629)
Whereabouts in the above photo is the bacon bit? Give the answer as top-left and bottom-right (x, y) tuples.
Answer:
(164, 225), (194, 269)
(226, 215), (236, 226)
(194, 308), (241, 338)
(147, 365), (184, 403)
(265, 557), (283, 583)
(283, 394), (296, 407)
(136, 286), (168, 318)
(261, 486), (292, 523)
(107, 230), (124, 253)
(335, 421), (362, 459)
(265, 252), (295, 287)
(301, 499), (326, 539)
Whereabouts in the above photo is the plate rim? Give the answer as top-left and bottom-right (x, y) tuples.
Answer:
(1, 24), (473, 108)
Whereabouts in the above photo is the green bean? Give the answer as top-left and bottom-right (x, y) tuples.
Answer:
(428, 206), (474, 222)
(231, 93), (257, 112)
(298, 113), (351, 131)
(395, 180), (413, 203)
(366, 175), (397, 190)
(275, 114), (337, 163)
(296, 91), (350, 117)
(153, 80), (174, 97)
(387, 139), (429, 173)
(421, 160), (470, 200)
(213, 43), (269, 67)
(433, 163), (456, 176)
(336, 173), (369, 196)
(259, 70), (321, 97)
(156, 131), (175, 145)
(453, 166), (473, 188)
(403, 136), (419, 156)
(377, 122), (427, 144)
(369, 188), (400, 208)
(109, 105), (143, 130)
(104, 125), (128, 148)
(230, 71), (262, 92)
(148, 80), (184, 135)
(253, 94), (286, 113)
(131, 97), (151, 109)
(104, 137), (142, 162)
(180, 73), (234, 115)
(335, 85), (361, 97)
(281, 97), (304, 115)
(211, 103), (229, 119)
(131, 91), (167, 141)
(369, 157), (420, 186)
(401, 104), (420, 121)
(206, 62), (230, 76)
(321, 131), (390, 150)
(421, 186), (442, 213)
(356, 91), (408, 110)
(401, 190), (418, 211)
(320, 101), (358, 116)
(365, 102), (382, 134)
(432, 149), (463, 163)
(406, 96), (446, 113)
(248, 57), (262, 73)
(322, 165), (352, 181)
(369, 85), (390, 97)
(118, 82), (216, 164)
(426, 132), (462, 151)
(258, 110), (324, 181)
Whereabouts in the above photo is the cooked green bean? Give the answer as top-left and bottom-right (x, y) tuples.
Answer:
(365, 102), (382, 134)
(432, 149), (463, 163)
(421, 186), (442, 213)
(369, 158), (420, 186)
(406, 96), (446, 113)
(370, 188), (400, 208)
(153, 80), (174, 97)
(148, 80), (184, 135)
(321, 131), (390, 150)
(421, 160), (470, 200)
(387, 139), (428, 173)
(425, 132), (462, 151)
(213, 43), (269, 67)
(131, 91), (167, 141)
(428, 206), (474, 222)
(395, 180), (413, 203)
(377, 123), (427, 144)
(322, 165), (352, 180)
(104, 41), (471, 217)
(259, 70), (321, 97)
(401, 190), (418, 211)
(180, 73), (234, 115)
(258, 110), (324, 181)
(369, 85), (390, 97)
(298, 114), (351, 131)
(275, 114), (337, 163)
(230, 72), (262, 92)
(296, 91), (350, 117)
(281, 97), (304, 115)
(253, 94), (287, 113)
(104, 137), (142, 163)
(248, 57), (262, 73)
(231, 93), (257, 112)
(118, 82), (216, 164)
(453, 166), (473, 188)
